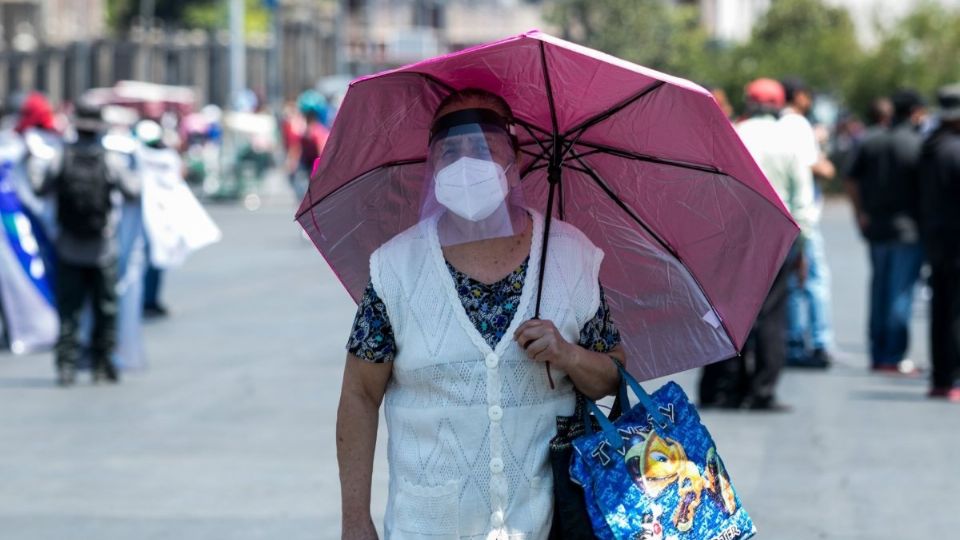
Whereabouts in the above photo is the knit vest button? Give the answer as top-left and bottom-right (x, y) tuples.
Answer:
(485, 353), (499, 369)
(488, 405), (503, 421)
(489, 457), (504, 473)
(490, 510), (505, 527)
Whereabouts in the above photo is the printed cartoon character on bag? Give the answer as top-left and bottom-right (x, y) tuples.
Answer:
(703, 447), (737, 515)
(623, 432), (738, 532)
(634, 504), (680, 540)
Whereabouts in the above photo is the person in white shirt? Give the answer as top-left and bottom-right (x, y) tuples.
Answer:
(779, 77), (836, 369)
(699, 78), (812, 411)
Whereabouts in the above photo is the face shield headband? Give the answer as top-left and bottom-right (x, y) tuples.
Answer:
(428, 108), (516, 149)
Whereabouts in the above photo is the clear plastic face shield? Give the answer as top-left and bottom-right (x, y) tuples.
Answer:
(421, 108), (528, 247)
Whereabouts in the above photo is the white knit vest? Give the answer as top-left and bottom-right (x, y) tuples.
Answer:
(370, 210), (604, 540)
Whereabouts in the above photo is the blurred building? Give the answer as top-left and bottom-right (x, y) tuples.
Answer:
(0, 0), (106, 50)
(341, 0), (549, 72)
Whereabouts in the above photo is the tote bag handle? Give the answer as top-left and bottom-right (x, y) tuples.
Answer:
(582, 359), (671, 450)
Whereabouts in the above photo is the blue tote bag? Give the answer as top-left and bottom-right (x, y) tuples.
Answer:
(569, 363), (756, 540)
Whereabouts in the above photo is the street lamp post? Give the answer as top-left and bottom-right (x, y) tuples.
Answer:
(229, 0), (246, 110)
(140, 0), (156, 81)
(335, 0), (347, 76)
(269, 0), (283, 110)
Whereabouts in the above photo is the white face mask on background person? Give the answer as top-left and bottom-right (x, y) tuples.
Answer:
(434, 156), (509, 222)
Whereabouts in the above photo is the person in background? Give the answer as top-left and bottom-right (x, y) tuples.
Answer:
(103, 112), (148, 371)
(709, 85), (734, 120)
(289, 90), (329, 203)
(11, 92), (62, 243)
(919, 84), (960, 402)
(829, 113), (865, 180)
(0, 93), (59, 355)
(863, 98), (894, 138)
(699, 79), (814, 411)
(280, 99), (305, 183)
(135, 120), (175, 318)
(779, 77), (836, 369)
(34, 100), (138, 386)
(845, 89), (927, 375)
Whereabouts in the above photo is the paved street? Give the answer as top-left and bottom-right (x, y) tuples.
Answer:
(1, 184), (958, 540)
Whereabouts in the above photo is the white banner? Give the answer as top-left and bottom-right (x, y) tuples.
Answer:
(139, 146), (221, 268)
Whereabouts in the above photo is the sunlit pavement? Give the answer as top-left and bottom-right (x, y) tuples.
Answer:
(1, 177), (957, 539)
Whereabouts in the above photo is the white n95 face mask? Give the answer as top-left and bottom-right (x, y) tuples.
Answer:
(434, 156), (509, 222)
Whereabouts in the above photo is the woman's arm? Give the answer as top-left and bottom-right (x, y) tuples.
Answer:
(338, 354), (392, 540)
(514, 319), (621, 400)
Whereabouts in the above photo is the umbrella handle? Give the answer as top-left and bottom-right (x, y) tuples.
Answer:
(530, 314), (556, 390)
(535, 163), (562, 390)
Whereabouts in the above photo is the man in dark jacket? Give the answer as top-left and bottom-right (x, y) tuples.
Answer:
(919, 84), (960, 402)
(36, 101), (137, 386)
(845, 90), (926, 374)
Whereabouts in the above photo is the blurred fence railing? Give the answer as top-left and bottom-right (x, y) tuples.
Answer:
(0, 21), (337, 108)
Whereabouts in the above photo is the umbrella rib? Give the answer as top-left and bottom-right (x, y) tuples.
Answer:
(521, 163), (549, 178)
(294, 158), (427, 218)
(518, 122), (552, 155)
(573, 140), (722, 175)
(513, 117), (553, 138)
(518, 122), (554, 178)
(573, 140), (798, 227)
(533, 40), (563, 322)
(539, 42), (560, 138)
(519, 140), (550, 147)
(565, 151), (738, 353)
(571, 148), (605, 159)
(563, 158), (678, 260)
(561, 81), (666, 142)
(408, 70), (457, 93)
(560, 82), (666, 162)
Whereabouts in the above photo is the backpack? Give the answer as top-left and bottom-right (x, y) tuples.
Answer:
(57, 139), (111, 239)
(299, 124), (329, 169)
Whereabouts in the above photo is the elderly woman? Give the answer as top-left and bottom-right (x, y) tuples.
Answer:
(338, 89), (622, 539)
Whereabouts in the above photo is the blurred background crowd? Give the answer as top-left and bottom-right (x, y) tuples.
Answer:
(0, 1), (956, 538)
(0, 0), (958, 396)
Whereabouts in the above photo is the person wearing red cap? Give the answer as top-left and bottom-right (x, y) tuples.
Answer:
(15, 92), (57, 134)
(699, 78), (815, 411)
(8, 92), (63, 240)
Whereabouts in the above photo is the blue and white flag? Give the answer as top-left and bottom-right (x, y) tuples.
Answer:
(0, 158), (58, 354)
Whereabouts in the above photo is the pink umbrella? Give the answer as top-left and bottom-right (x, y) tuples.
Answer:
(296, 30), (798, 381)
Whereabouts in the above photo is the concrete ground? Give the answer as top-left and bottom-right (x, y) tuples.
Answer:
(1, 185), (957, 539)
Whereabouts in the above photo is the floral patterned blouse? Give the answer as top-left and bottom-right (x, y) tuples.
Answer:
(347, 257), (620, 363)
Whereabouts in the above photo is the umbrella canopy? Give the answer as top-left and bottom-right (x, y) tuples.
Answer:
(296, 30), (798, 381)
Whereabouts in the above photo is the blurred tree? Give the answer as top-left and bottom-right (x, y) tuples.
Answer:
(848, 1), (960, 117)
(718, 0), (862, 111)
(545, 0), (959, 119)
(107, 0), (270, 34)
(546, 0), (715, 80)
(184, 0), (271, 34)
